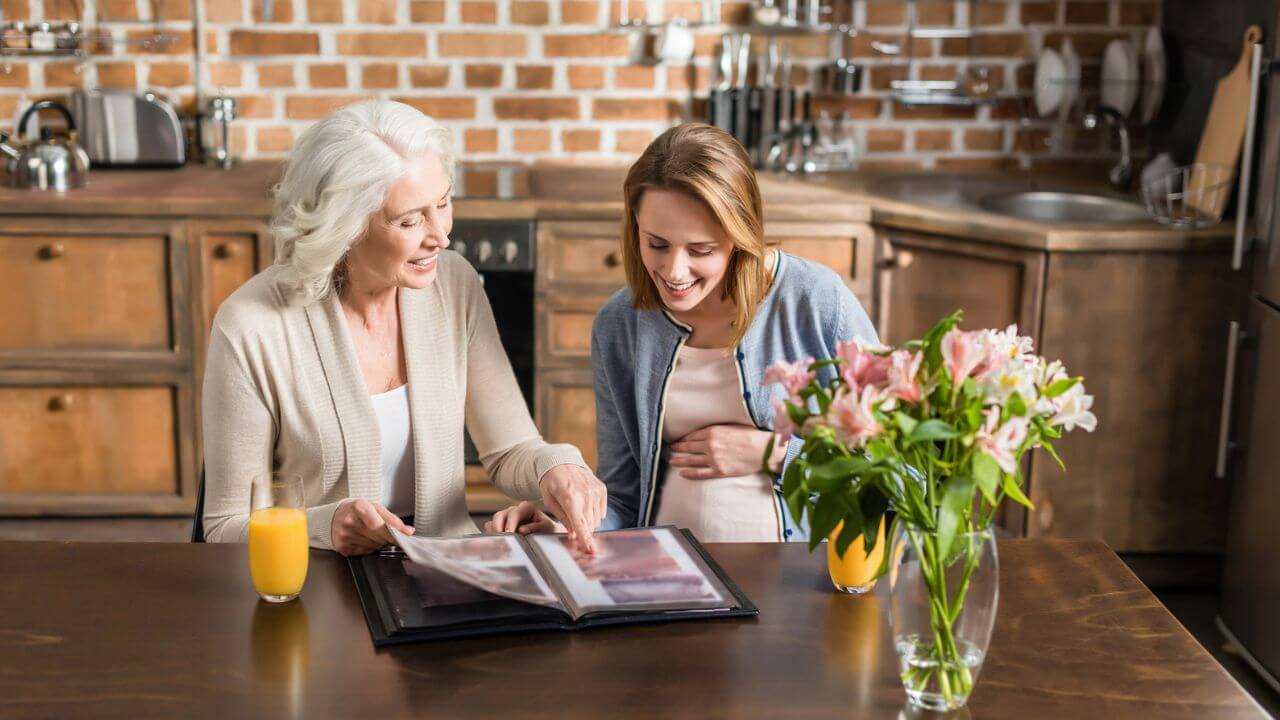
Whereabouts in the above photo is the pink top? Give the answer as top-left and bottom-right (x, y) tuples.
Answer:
(653, 344), (781, 542)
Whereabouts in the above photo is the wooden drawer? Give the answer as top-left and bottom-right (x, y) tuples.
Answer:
(0, 233), (173, 351)
(537, 292), (612, 367)
(536, 369), (597, 472)
(537, 221), (627, 290)
(0, 386), (178, 497)
(767, 222), (876, 311)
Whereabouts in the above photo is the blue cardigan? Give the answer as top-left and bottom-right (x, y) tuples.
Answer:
(591, 251), (880, 541)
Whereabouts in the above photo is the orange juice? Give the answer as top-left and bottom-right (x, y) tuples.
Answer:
(827, 518), (886, 594)
(248, 507), (309, 601)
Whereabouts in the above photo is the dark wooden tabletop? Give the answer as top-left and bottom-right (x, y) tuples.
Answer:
(0, 539), (1265, 720)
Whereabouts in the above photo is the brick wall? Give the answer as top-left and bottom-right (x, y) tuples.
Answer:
(0, 0), (1159, 167)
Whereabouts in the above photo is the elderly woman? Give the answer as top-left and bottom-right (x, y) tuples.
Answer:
(202, 100), (607, 555)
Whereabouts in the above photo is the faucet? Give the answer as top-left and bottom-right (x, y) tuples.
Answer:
(1082, 106), (1132, 190)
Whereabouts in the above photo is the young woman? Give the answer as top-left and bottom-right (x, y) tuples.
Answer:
(489, 123), (877, 542)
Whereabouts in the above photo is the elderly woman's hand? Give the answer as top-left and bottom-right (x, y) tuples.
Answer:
(484, 501), (565, 535)
(538, 464), (608, 554)
(330, 499), (415, 556)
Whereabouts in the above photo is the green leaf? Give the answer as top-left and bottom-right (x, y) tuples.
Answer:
(872, 514), (898, 581)
(894, 411), (919, 437)
(832, 495), (866, 559)
(761, 434), (776, 475)
(972, 452), (1000, 504)
(786, 401), (809, 427)
(858, 484), (889, 553)
(937, 476), (975, 562)
(1007, 392), (1027, 418)
(910, 419), (962, 443)
(1044, 376), (1081, 399)
(1002, 472), (1035, 509)
(807, 455), (873, 493)
(808, 493), (845, 552)
(1040, 438), (1066, 472)
(782, 459), (806, 522)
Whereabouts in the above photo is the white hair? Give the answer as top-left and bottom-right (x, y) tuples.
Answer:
(270, 100), (456, 305)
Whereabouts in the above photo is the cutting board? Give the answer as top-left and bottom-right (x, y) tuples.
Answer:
(1188, 25), (1264, 218)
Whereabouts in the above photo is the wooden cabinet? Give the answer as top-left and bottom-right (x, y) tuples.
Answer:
(871, 225), (1245, 571)
(0, 217), (198, 516)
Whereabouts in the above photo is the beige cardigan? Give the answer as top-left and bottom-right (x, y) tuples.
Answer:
(201, 251), (587, 549)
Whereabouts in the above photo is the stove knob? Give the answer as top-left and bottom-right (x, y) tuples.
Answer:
(502, 240), (519, 264)
(477, 239), (493, 263)
(453, 240), (468, 258)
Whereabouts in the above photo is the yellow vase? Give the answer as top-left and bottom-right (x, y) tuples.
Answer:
(827, 517), (886, 594)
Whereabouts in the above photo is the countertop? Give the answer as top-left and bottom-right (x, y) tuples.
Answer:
(0, 539), (1264, 719)
(0, 161), (1242, 252)
(803, 170), (1238, 252)
(0, 161), (870, 224)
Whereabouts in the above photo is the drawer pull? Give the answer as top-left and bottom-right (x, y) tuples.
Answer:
(213, 243), (239, 259)
(38, 242), (65, 260)
(47, 394), (74, 412)
(604, 251), (621, 268)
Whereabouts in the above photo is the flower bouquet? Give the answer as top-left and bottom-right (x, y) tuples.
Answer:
(764, 311), (1096, 710)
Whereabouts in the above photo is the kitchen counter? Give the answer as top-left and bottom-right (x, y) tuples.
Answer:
(0, 161), (870, 224)
(2, 539), (1267, 719)
(801, 170), (1237, 252)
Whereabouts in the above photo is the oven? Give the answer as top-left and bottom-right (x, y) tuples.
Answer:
(447, 219), (537, 465)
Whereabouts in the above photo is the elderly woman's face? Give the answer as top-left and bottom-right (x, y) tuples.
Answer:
(346, 152), (452, 291)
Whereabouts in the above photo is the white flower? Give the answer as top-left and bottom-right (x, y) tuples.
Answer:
(976, 409), (1029, 474)
(978, 355), (1040, 411)
(1050, 383), (1097, 432)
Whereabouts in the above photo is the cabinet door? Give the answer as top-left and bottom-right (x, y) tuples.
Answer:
(537, 292), (613, 368)
(192, 219), (272, 337)
(874, 229), (1045, 346)
(536, 221), (626, 292)
(536, 369), (597, 472)
(768, 222), (875, 312)
(1029, 250), (1243, 553)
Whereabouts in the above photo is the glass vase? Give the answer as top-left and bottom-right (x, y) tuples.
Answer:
(888, 523), (998, 711)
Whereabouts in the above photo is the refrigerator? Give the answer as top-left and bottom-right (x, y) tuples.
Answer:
(1217, 3), (1280, 696)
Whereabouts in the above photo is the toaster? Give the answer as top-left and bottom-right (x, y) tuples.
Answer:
(70, 89), (185, 168)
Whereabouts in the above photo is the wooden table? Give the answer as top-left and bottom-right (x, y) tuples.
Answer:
(0, 540), (1265, 719)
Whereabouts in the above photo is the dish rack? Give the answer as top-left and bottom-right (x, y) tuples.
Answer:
(1140, 163), (1234, 229)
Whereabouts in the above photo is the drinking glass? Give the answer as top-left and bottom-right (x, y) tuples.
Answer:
(248, 473), (308, 603)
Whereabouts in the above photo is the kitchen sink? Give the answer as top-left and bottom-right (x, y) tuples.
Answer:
(978, 191), (1149, 224)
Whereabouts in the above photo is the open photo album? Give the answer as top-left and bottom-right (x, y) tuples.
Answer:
(348, 526), (757, 646)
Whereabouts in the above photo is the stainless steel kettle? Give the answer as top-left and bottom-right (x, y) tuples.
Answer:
(0, 100), (91, 191)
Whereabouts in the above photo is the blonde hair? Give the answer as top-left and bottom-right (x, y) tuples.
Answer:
(270, 100), (456, 305)
(621, 123), (769, 350)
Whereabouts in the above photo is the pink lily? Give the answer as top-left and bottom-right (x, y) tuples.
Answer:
(763, 357), (816, 398)
(835, 339), (890, 392)
(976, 409), (1029, 474)
(828, 385), (884, 448)
(771, 395), (797, 438)
(886, 349), (924, 404)
(941, 328), (985, 386)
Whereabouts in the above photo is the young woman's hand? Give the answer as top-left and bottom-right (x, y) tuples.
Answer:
(330, 499), (415, 556)
(538, 464), (608, 554)
(484, 501), (566, 535)
(669, 424), (788, 479)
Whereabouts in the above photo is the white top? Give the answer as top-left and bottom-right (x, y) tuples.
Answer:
(371, 384), (415, 517)
(653, 345), (781, 542)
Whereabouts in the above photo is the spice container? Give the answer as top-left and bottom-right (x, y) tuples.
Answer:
(29, 22), (56, 52)
(56, 22), (81, 51)
(1, 22), (30, 50)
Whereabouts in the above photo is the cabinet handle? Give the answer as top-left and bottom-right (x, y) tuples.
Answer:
(213, 243), (239, 259)
(47, 394), (74, 412)
(604, 251), (621, 268)
(879, 250), (913, 270)
(1216, 321), (1246, 479)
(38, 242), (65, 260)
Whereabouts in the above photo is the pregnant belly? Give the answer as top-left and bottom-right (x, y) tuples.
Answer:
(653, 470), (780, 542)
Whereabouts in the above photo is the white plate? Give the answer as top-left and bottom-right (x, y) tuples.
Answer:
(1034, 47), (1066, 116)
(1140, 27), (1167, 124)
(1060, 38), (1081, 114)
(1101, 39), (1139, 117)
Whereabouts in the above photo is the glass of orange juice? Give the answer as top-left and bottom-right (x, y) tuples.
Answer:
(827, 518), (886, 594)
(249, 473), (308, 603)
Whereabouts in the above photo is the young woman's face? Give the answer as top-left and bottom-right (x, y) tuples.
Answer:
(345, 152), (452, 292)
(635, 188), (734, 315)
